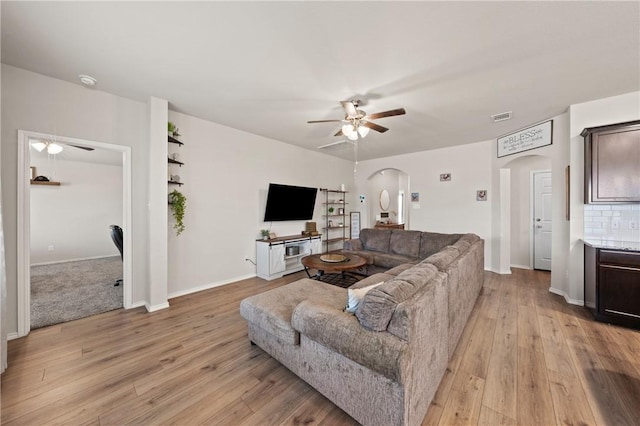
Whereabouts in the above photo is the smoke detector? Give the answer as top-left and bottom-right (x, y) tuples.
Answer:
(491, 111), (512, 122)
(78, 74), (97, 87)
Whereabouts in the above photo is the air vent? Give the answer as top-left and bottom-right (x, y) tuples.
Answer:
(491, 111), (512, 122)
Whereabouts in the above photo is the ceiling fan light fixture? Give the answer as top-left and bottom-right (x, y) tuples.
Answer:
(342, 123), (359, 140)
(357, 126), (369, 138)
(31, 141), (47, 152)
(47, 143), (64, 154)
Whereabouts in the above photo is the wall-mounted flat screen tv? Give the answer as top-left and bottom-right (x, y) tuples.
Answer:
(264, 183), (318, 221)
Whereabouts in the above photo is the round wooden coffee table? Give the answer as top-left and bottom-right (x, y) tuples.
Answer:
(301, 253), (366, 283)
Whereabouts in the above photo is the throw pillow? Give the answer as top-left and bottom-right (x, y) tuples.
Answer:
(345, 281), (384, 313)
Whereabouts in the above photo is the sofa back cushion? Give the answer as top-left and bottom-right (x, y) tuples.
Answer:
(389, 230), (422, 258)
(355, 263), (437, 332)
(419, 232), (462, 259)
(422, 246), (460, 271)
(360, 228), (392, 253)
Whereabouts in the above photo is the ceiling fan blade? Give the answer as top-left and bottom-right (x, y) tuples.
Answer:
(68, 144), (95, 151)
(366, 108), (406, 120)
(340, 101), (358, 118)
(334, 129), (344, 137)
(317, 140), (354, 149)
(362, 121), (389, 133)
(307, 119), (343, 124)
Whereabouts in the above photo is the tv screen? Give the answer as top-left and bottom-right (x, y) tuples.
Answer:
(264, 183), (318, 222)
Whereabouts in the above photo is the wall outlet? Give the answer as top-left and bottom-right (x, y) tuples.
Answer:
(48, 245), (55, 251)
(630, 220), (638, 230)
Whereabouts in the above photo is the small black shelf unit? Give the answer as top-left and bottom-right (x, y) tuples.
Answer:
(168, 134), (185, 186)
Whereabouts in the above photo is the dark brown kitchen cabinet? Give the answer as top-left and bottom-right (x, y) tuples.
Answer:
(582, 120), (640, 204)
(584, 244), (640, 329)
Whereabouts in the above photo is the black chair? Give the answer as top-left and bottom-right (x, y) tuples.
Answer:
(109, 225), (123, 286)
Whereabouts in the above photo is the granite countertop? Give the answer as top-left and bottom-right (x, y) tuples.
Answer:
(583, 239), (640, 252)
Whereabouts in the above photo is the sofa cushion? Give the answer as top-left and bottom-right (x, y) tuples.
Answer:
(291, 300), (407, 382)
(356, 280), (414, 331)
(360, 228), (392, 253)
(385, 263), (416, 276)
(356, 273), (428, 332)
(239, 279), (345, 345)
(389, 230), (422, 258)
(349, 273), (396, 290)
(372, 253), (415, 269)
(419, 232), (462, 259)
(387, 265), (441, 341)
(346, 281), (385, 313)
(422, 246), (460, 271)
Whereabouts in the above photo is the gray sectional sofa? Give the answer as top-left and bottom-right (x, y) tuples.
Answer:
(240, 228), (484, 426)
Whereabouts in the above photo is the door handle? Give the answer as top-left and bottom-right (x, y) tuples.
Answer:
(536, 225), (542, 229)
(536, 218), (541, 222)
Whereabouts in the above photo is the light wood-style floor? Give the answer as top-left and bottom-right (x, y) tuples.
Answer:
(2, 268), (639, 425)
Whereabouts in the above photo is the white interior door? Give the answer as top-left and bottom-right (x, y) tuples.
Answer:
(533, 171), (552, 270)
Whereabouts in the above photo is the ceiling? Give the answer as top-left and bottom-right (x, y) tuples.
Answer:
(3, 2), (639, 161)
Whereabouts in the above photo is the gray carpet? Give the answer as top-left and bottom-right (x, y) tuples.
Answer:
(31, 256), (123, 329)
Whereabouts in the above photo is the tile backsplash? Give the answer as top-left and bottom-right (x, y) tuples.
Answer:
(584, 204), (640, 242)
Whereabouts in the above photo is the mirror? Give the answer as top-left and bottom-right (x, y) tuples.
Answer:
(379, 189), (390, 211)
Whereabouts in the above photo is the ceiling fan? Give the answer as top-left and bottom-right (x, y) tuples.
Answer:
(31, 138), (94, 154)
(308, 100), (406, 143)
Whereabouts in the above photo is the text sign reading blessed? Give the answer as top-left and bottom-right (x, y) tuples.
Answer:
(497, 120), (553, 158)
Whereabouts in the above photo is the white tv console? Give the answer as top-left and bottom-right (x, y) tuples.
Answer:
(256, 234), (322, 280)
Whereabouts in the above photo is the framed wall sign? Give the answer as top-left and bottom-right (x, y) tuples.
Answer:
(350, 212), (361, 239)
(497, 120), (553, 158)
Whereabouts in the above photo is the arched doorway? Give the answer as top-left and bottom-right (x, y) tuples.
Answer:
(366, 168), (410, 228)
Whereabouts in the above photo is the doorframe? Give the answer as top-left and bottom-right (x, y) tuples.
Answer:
(17, 130), (133, 337)
(530, 169), (552, 270)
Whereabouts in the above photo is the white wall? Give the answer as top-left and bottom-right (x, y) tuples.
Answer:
(165, 111), (355, 298)
(507, 156), (551, 269)
(567, 91), (640, 303)
(1, 65), (150, 333)
(356, 141), (493, 270)
(30, 157), (122, 264)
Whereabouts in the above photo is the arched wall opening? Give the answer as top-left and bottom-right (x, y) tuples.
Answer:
(366, 168), (410, 229)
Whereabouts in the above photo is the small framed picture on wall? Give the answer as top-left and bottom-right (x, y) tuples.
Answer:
(30, 166), (36, 180)
(338, 207), (344, 215)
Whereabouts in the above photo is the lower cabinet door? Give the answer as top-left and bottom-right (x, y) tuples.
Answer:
(598, 265), (640, 320)
(269, 244), (286, 274)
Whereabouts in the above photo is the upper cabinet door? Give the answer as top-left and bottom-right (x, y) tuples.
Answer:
(583, 120), (640, 204)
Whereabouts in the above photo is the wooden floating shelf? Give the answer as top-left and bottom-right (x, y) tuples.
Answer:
(168, 180), (184, 186)
(168, 158), (184, 166)
(30, 180), (61, 186)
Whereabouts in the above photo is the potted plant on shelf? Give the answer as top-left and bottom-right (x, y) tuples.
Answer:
(260, 229), (270, 240)
(169, 189), (186, 236)
(168, 121), (181, 138)
(328, 206), (334, 215)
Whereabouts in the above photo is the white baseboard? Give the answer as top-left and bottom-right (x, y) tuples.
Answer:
(125, 301), (146, 310)
(549, 287), (583, 306)
(168, 273), (257, 300)
(511, 264), (533, 270)
(145, 302), (170, 312)
(31, 254), (120, 267)
(486, 268), (512, 275)
(7, 332), (19, 341)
